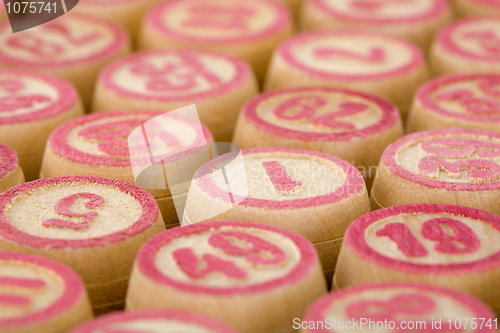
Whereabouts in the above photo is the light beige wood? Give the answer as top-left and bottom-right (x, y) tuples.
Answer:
(137, 0), (294, 84)
(452, 0), (500, 17)
(126, 222), (327, 333)
(299, 0), (453, 51)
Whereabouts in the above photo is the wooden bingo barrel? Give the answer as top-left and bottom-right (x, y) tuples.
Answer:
(41, 111), (213, 228)
(183, 147), (370, 282)
(233, 87), (404, 190)
(430, 17), (500, 76)
(0, 13), (131, 109)
(0, 143), (24, 194)
(299, 0), (452, 51)
(265, 30), (429, 120)
(68, 310), (239, 333)
(126, 221), (327, 333)
(334, 204), (500, 314)
(73, 0), (162, 39)
(92, 49), (258, 142)
(0, 252), (93, 333)
(138, 0), (293, 83)
(0, 176), (165, 314)
(408, 74), (500, 134)
(453, 0), (500, 17)
(0, 70), (84, 181)
(300, 283), (497, 333)
(370, 129), (500, 214)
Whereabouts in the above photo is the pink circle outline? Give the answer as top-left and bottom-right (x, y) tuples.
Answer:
(195, 147), (366, 209)
(99, 49), (252, 102)
(0, 143), (18, 179)
(242, 87), (400, 141)
(144, 0), (291, 44)
(0, 252), (85, 330)
(67, 309), (239, 333)
(382, 128), (500, 191)
(0, 13), (128, 67)
(309, 0), (450, 25)
(136, 220), (318, 296)
(0, 70), (78, 125)
(48, 111), (213, 167)
(435, 16), (500, 63)
(278, 29), (425, 81)
(0, 175), (160, 249)
(345, 204), (500, 274)
(305, 282), (496, 333)
(416, 73), (500, 123)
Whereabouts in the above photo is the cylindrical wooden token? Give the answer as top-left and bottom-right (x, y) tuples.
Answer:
(72, 0), (162, 40)
(264, 30), (429, 120)
(41, 111), (213, 227)
(334, 204), (500, 313)
(0, 252), (93, 333)
(453, 0), (500, 17)
(138, 0), (293, 84)
(408, 74), (500, 134)
(0, 143), (24, 194)
(183, 147), (370, 281)
(126, 220), (327, 333)
(430, 17), (500, 76)
(0, 70), (84, 181)
(0, 13), (131, 109)
(300, 282), (496, 333)
(0, 176), (165, 314)
(233, 87), (404, 190)
(370, 129), (500, 214)
(299, 0), (452, 51)
(69, 310), (238, 333)
(92, 50), (258, 142)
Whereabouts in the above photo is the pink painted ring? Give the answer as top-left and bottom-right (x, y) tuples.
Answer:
(278, 29), (425, 81)
(136, 220), (318, 295)
(0, 70), (78, 125)
(48, 111), (213, 167)
(382, 128), (500, 191)
(435, 16), (500, 63)
(0, 252), (85, 330)
(0, 175), (159, 249)
(0, 13), (128, 67)
(144, 0), (291, 44)
(99, 49), (252, 102)
(68, 309), (238, 333)
(345, 203), (500, 274)
(309, 0), (450, 25)
(305, 282), (495, 333)
(416, 73), (500, 123)
(242, 87), (400, 141)
(195, 147), (366, 209)
(0, 143), (18, 179)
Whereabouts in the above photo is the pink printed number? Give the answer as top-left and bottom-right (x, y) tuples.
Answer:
(345, 294), (434, 321)
(0, 276), (46, 308)
(463, 30), (500, 56)
(181, 5), (255, 30)
(376, 218), (481, 257)
(436, 89), (500, 115)
(273, 97), (368, 129)
(42, 193), (105, 230)
(417, 156), (500, 181)
(314, 47), (385, 63)
(262, 161), (303, 192)
(208, 231), (286, 265)
(173, 248), (247, 279)
(420, 138), (500, 159)
(129, 54), (222, 92)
